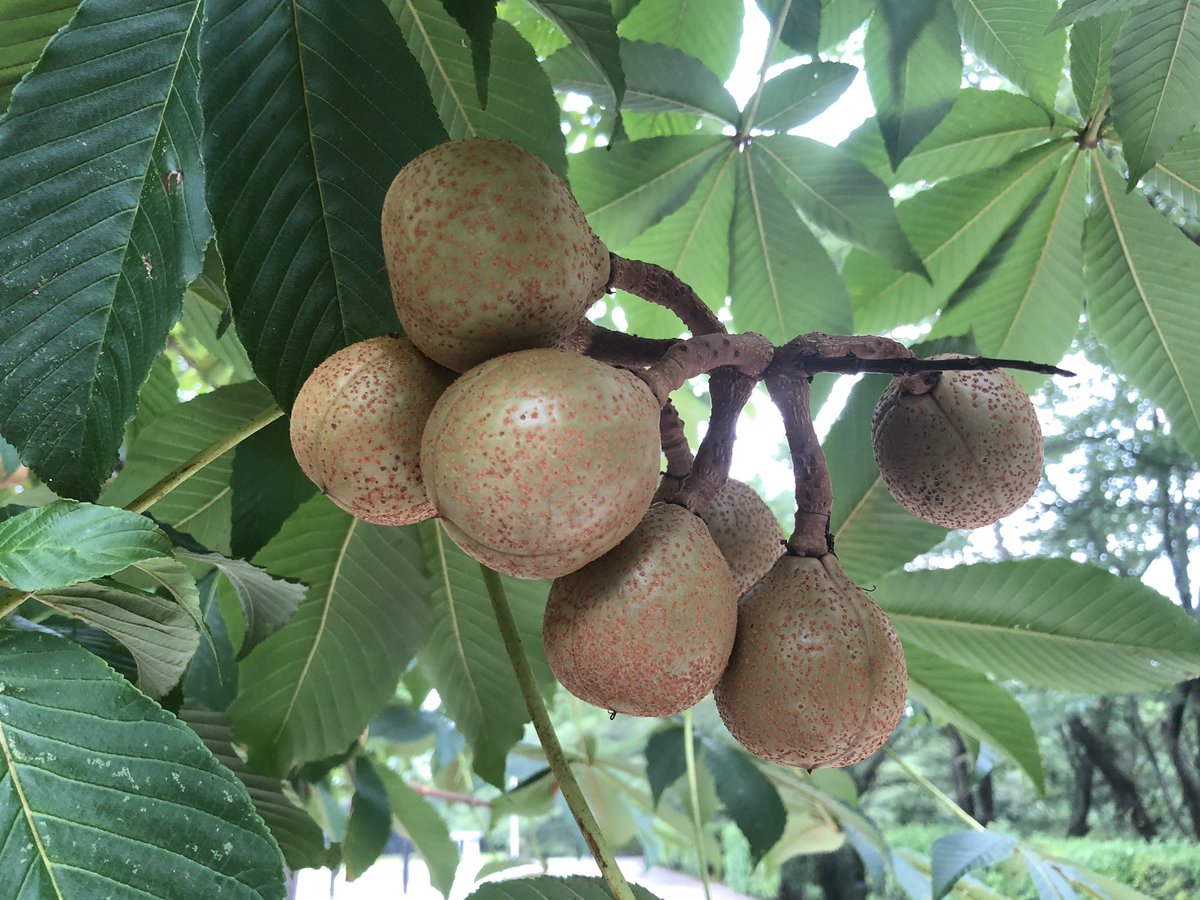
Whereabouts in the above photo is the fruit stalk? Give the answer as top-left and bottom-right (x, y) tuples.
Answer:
(660, 401), (694, 482)
(673, 369), (757, 516)
(765, 375), (832, 557)
(607, 254), (726, 336)
(562, 319), (679, 367)
(480, 564), (636, 900)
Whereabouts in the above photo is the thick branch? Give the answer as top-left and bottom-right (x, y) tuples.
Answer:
(561, 319), (677, 367)
(765, 375), (831, 557)
(607, 254), (725, 336)
(674, 369), (756, 516)
(639, 333), (774, 406)
(659, 401), (693, 480)
(764, 340), (1073, 381)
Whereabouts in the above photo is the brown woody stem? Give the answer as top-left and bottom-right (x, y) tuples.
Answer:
(765, 374), (832, 557)
(560, 319), (679, 367)
(660, 401), (693, 479)
(674, 369), (757, 516)
(607, 254), (726, 336)
(639, 333), (775, 406)
(765, 340), (1073, 380)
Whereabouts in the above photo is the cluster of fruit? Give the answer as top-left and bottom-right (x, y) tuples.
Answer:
(288, 139), (1045, 771)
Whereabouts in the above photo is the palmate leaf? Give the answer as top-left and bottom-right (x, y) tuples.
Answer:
(820, 0), (874, 50)
(729, 150), (852, 342)
(1048, 0), (1150, 30)
(950, 0), (1064, 105)
(905, 645), (1045, 792)
(467, 876), (664, 899)
(932, 832), (1018, 900)
(749, 62), (859, 133)
(0, 0), (210, 501)
(1110, 0), (1200, 185)
(0, 0), (76, 114)
(394, 0), (565, 176)
(417, 521), (554, 788)
(0, 630), (285, 897)
(440, 0), (497, 107)
(1142, 131), (1200, 216)
(1086, 153), (1200, 463)
(878, 559), (1200, 692)
(200, 0), (446, 411)
(1070, 11), (1128, 119)
(617, 0), (742, 80)
(229, 494), (432, 774)
(527, 0), (625, 130)
(845, 139), (1072, 332)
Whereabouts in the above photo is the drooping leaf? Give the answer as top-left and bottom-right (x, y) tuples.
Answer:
(183, 572), (240, 711)
(230, 416), (317, 560)
(344, 755), (393, 880)
(1070, 11), (1128, 119)
(759, 0), (822, 56)
(440, 0), (498, 106)
(729, 150), (852, 342)
(951, 0), (1064, 105)
(1021, 848), (1080, 899)
(931, 831), (1018, 900)
(0, 0), (76, 114)
(1110, 0), (1200, 184)
(749, 62), (859, 132)
(394, 0), (566, 177)
(489, 767), (558, 823)
(1086, 153), (1200, 463)
(0, 0), (210, 500)
(201, 0), (446, 410)
(0, 501), (171, 591)
(230, 494), (432, 774)
(528, 0), (625, 130)
(905, 645), (1045, 792)
(878, 559), (1200, 692)
(0, 630), (285, 897)
(1142, 131), (1200, 217)
(416, 522), (553, 787)
(1048, 0), (1152, 31)
(568, 134), (727, 250)
(865, 0), (963, 170)
(845, 140), (1071, 332)
(617, 0), (743, 80)
(181, 706), (338, 871)
(756, 134), (925, 275)
(466, 875), (664, 899)
(375, 763), (460, 897)
(700, 735), (787, 865)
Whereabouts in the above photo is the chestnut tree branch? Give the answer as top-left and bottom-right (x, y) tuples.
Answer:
(766, 374), (833, 557)
(607, 254), (726, 336)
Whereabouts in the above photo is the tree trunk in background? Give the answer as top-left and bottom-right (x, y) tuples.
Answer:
(947, 727), (976, 819)
(1164, 679), (1200, 839)
(976, 770), (995, 827)
(1062, 722), (1094, 837)
(1067, 713), (1158, 840)
(1124, 695), (1188, 835)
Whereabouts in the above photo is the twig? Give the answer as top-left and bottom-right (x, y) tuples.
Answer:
(765, 375), (832, 557)
(674, 369), (757, 516)
(607, 254), (726, 337)
(765, 345), (1073, 380)
(639, 333), (775, 406)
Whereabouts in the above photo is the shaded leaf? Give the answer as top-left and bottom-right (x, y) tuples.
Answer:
(1143, 131), (1200, 216)
(1070, 11), (1128, 119)
(376, 763), (460, 897)
(0, 0), (210, 500)
(1021, 848), (1079, 899)
(125, 356), (179, 447)
(230, 495), (432, 774)
(750, 62), (860, 132)
(617, 0), (743, 80)
(230, 416), (317, 560)
(701, 735), (787, 864)
(644, 724), (696, 806)
(466, 875), (663, 898)
(201, 0), (445, 410)
(759, 0), (822, 56)
(490, 767), (558, 823)
(820, 0), (874, 50)
(183, 572), (240, 711)
(931, 831), (1017, 900)
(441, 0), (497, 106)
(345, 755), (393, 880)
(878, 559), (1200, 692)
(951, 0), (1064, 104)
(0, 630), (285, 897)
(529, 0), (625, 130)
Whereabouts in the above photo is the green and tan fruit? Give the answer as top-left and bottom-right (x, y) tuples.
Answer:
(421, 348), (660, 580)
(289, 335), (454, 526)
(704, 478), (785, 594)
(382, 138), (610, 372)
(544, 502), (739, 717)
(871, 356), (1043, 530)
(715, 554), (907, 769)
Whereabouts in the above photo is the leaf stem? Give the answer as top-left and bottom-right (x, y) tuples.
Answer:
(684, 709), (713, 900)
(479, 564), (636, 900)
(885, 747), (987, 832)
(124, 406), (283, 515)
(1080, 88), (1111, 149)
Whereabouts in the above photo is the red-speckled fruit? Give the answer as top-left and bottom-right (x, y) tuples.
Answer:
(714, 554), (907, 769)
(704, 478), (785, 594)
(421, 348), (660, 580)
(544, 502), (738, 716)
(382, 138), (610, 372)
(871, 355), (1043, 529)
(290, 335), (455, 526)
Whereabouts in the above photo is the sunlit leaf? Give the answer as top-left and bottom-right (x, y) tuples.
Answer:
(617, 0), (743, 79)
(820, 0), (874, 50)
(1142, 131), (1200, 218)
(1048, 0), (1152, 31)
(749, 62), (859, 132)
(950, 0), (1064, 105)
(1070, 11), (1128, 119)
(0, 0), (76, 114)
(759, 0), (822, 56)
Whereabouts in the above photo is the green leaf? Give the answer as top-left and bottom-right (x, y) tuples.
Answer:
(1070, 12), (1128, 118)
(729, 151), (852, 342)
(825, 376), (950, 583)
(931, 831), (1018, 900)
(545, 39), (740, 124)
(1020, 848), (1080, 899)
(345, 755), (393, 880)
(1143, 131), (1200, 216)
(843, 88), (1073, 187)
(466, 875), (664, 899)
(175, 550), (306, 658)
(617, 0), (743, 80)
(417, 522), (553, 788)
(759, 0), (822, 55)
(176, 289), (256, 385)
(756, 134), (925, 275)
(1048, 0), (1152, 31)
(0, 501), (172, 591)
(845, 140), (1071, 332)
(820, 0), (874, 50)
(394, 0), (567, 177)
(865, 0), (963, 170)
(184, 573), (240, 711)
(644, 724), (696, 805)
(230, 494), (432, 774)
(441, 0), (497, 106)
(489, 766), (558, 823)
(0, 0), (210, 500)
(905, 645), (1045, 792)
(376, 763), (460, 897)
(125, 356), (179, 448)
(749, 62), (859, 132)
(100, 381), (280, 555)
(878, 559), (1200, 692)
(200, 0), (446, 410)
(181, 706), (338, 871)
(0, 630), (285, 897)
(568, 134), (727, 250)
(701, 735), (787, 865)
(528, 0), (625, 129)
(1086, 153), (1200, 463)
(0, 0), (76, 114)
(230, 416), (317, 560)
(931, 150), (1088, 379)
(951, 0), (1064, 105)
(1110, 0), (1200, 184)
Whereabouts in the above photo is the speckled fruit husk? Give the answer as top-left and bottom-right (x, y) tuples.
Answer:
(289, 335), (455, 526)
(871, 355), (1043, 529)
(704, 478), (785, 594)
(544, 502), (739, 717)
(421, 348), (660, 580)
(381, 138), (610, 372)
(714, 554), (907, 769)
